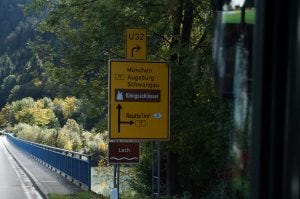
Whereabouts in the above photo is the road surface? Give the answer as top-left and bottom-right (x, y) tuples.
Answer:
(0, 136), (42, 199)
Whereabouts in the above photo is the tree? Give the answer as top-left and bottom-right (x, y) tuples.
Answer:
(14, 106), (58, 127)
(0, 0), (25, 54)
(0, 0), (57, 108)
(57, 119), (82, 151)
(0, 53), (14, 78)
(2, 75), (17, 91)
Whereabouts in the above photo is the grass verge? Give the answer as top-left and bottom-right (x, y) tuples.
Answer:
(48, 191), (108, 199)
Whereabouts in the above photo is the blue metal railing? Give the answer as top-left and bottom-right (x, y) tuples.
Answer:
(6, 134), (91, 189)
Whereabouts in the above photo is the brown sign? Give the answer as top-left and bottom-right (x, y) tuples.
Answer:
(108, 142), (140, 164)
(115, 89), (160, 102)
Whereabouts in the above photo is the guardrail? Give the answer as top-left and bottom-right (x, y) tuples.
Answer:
(6, 133), (91, 189)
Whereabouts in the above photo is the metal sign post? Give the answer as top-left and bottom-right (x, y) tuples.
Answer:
(117, 164), (120, 199)
(152, 141), (160, 199)
(113, 163), (120, 199)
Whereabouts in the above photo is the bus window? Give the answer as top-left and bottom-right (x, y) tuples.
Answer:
(213, 0), (254, 198)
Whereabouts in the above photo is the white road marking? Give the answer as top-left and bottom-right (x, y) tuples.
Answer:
(0, 137), (43, 199)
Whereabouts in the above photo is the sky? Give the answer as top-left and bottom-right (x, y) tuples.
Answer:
(230, 0), (245, 7)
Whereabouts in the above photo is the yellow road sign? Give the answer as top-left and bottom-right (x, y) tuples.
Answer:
(126, 29), (147, 60)
(109, 60), (170, 140)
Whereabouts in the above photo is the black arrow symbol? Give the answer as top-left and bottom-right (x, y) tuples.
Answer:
(117, 104), (122, 132)
(116, 104), (134, 133)
(120, 121), (134, 125)
(131, 44), (141, 57)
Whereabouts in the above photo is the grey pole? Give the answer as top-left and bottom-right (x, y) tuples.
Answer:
(157, 142), (160, 199)
(152, 141), (160, 199)
(117, 163), (120, 199)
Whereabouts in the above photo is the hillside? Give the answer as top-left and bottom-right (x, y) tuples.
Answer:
(0, 0), (28, 54)
(0, 0), (55, 107)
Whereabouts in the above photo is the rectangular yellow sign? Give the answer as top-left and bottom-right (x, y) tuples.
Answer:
(126, 29), (147, 60)
(109, 60), (170, 140)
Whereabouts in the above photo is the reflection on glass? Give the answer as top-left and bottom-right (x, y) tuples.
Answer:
(213, 1), (254, 197)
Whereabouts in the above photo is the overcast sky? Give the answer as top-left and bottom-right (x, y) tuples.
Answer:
(230, 0), (245, 7)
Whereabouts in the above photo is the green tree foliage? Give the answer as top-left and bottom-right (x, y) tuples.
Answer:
(1, 97), (110, 153)
(2, 75), (17, 92)
(2, 97), (88, 128)
(0, 0), (24, 54)
(0, 0), (58, 107)
(15, 123), (58, 145)
(0, 54), (16, 105)
(11, 97), (35, 113)
(2, 96), (99, 130)
(13, 121), (109, 154)
(0, 53), (14, 77)
(57, 119), (82, 151)
(15, 106), (58, 127)
(10, 97), (58, 127)
(0, 104), (11, 128)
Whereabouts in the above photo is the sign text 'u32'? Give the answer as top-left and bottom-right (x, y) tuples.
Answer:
(126, 29), (147, 60)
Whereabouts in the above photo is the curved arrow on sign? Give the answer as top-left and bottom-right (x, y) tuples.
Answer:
(131, 44), (141, 57)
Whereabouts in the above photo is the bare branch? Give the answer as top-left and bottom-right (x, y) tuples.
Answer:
(149, 30), (172, 45)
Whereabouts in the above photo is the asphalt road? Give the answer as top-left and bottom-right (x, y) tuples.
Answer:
(0, 136), (42, 199)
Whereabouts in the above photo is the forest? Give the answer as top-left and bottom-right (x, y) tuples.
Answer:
(0, 0), (250, 198)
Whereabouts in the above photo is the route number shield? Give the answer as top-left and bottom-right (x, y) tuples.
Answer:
(126, 29), (147, 60)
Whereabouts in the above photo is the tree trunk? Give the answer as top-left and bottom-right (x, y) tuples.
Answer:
(167, 0), (183, 197)
(167, 0), (195, 197)
(181, 1), (194, 45)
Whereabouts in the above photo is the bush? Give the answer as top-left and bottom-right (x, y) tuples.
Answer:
(57, 119), (82, 151)
(14, 123), (57, 146)
(15, 123), (41, 142)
